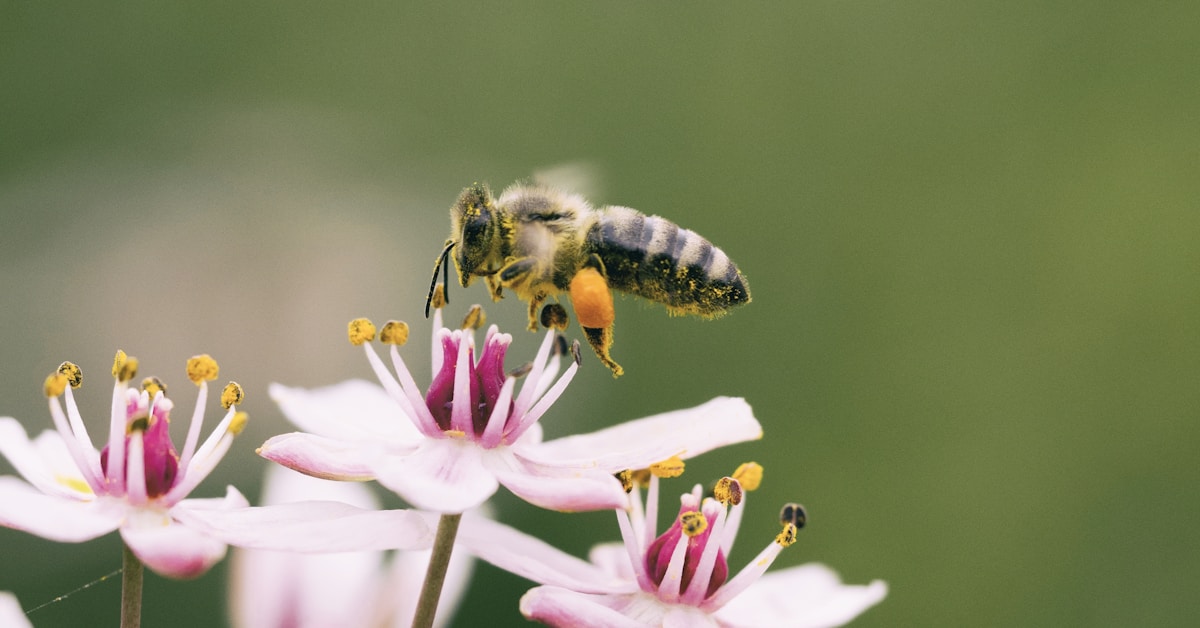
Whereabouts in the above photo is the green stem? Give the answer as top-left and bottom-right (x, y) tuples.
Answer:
(121, 543), (143, 628)
(411, 513), (463, 628)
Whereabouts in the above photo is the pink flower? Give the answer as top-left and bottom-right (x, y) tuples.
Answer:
(260, 306), (763, 514)
(460, 468), (887, 627)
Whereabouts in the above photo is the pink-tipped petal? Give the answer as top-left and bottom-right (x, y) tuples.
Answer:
(270, 380), (421, 442)
(0, 477), (120, 542)
(258, 432), (381, 481)
(490, 462), (629, 513)
(120, 514), (228, 579)
(371, 439), (499, 513)
(0, 419), (91, 500)
(0, 592), (32, 628)
(175, 497), (434, 553)
(712, 564), (888, 628)
(519, 587), (646, 628)
(457, 516), (636, 595)
(532, 397), (762, 472)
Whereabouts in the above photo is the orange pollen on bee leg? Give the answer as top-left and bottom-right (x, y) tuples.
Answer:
(570, 268), (614, 328)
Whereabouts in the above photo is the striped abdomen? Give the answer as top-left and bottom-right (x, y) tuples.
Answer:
(584, 206), (750, 317)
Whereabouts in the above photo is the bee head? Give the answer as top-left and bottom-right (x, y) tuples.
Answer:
(451, 183), (500, 286)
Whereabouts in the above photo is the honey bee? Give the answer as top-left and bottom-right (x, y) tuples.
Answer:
(427, 182), (751, 376)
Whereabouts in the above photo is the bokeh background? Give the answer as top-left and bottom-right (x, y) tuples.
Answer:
(3, 2), (1198, 626)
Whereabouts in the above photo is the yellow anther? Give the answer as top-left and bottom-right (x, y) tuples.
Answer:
(141, 377), (167, 398)
(430, 285), (447, 310)
(348, 318), (377, 346)
(461, 305), (486, 330)
(58, 362), (82, 389)
(630, 468), (651, 486)
(776, 522), (798, 547)
(615, 470), (635, 493)
(732, 462), (763, 492)
(44, 373), (68, 398)
(540, 303), (569, 331)
(112, 350), (128, 379)
(186, 354), (220, 384)
(649, 455), (685, 479)
(680, 511), (708, 537)
(381, 320), (410, 346)
(113, 352), (139, 383)
(228, 411), (249, 436)
(713, 477), (743, 506)
(221, 381), (245, 409)
(444, 429), (467, 439)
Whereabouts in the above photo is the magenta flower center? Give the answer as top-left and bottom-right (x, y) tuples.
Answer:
(99, 400), (180, 498)
(424, 331), (511, 437)
(644, 508), (729, 599)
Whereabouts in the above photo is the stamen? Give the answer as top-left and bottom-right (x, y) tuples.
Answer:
(45, 382), (104, 493)
(228, 411), (249, 436)
(539, 303), (569, 331)
(58, 362), (83, 389)
(508, 362), (533, 379)
(643, 472), (660, 554)
(347, 318), (377, 346)
(185, 354), (219, 384)
(380, 320), (410, 346)
(779, 502), (807, 530)
(430, 284), (447, 310)
(107, 379), (127, 494)
(615, 508), (654, 591)
(657, 526), (691, 601)
(125, 430), (148, 505)
(141, 377), (167, 399)
(386, 344), (444, 438)
(732, 462), (762, 491)
(680, 511), (708, 537)
(479, 376), (516, 448)
(509, 346), (579, 438)
(449, 330), (474, 434)
(776, 522), (798, 547)
(510, 329), (558, 420)
(650, 456), (685, 479)
(177, 378), (208, 474)
(221, 382), (244, 409)
(113, 351), (138, 383)
(44, 373), (68, 398)
(684, 500), (729, 604)
(713, 477), (743, 506)
(615, 469), (635, 493)
(461, 304), (486, 330)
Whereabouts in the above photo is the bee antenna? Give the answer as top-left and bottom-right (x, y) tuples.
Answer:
(425, 241), (456, 318)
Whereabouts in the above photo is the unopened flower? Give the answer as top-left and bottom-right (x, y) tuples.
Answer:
(461, 465), (887, 627)
(261, 303), (762, 514)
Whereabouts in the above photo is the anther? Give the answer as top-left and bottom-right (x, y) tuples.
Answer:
(186, 354), (220, 385)
(509, 362), (533, 379)
(58, 362), (82, 389)
(141, 377), (167, 398)
(570, 339), (583, 366)
(430, 285), (447, 310)
(649, 455), (685, 479)
(713, 477), (743, 506)
(221, 382), (245, 409)
(553, 334), (569, 357)
(680, 511), (708, 537)
(348, 318), (377, 346)
(779, 502), (807, 530)
(615, 469), (635, 493)
(380, 320), (410, 346)
(44, 373), (68, 398)
(113, 350), (131, 380)
(776, 522), (798, 547)
(540, 303), (569, 331)
(461, 305), (486, 330)
(228, 411), (249, 436)
(732, 462), (763, 492)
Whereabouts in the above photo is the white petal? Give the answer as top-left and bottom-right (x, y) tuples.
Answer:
(0, 477), (120, 542)
(490, 460), (629, 513)
(121, 511), (229, 579)
(372, 439), (499, 513)
(0, 419), (92, 499)
(712, 564), (888, 628)
(270, 380), (422, 442)
(0, 591), (32, 628)
(259, 463), (380, 509)
(589, 542), (637, 581)
(457, 515), (636, 595)
(381, 545), (475, 628)
(174, 492), (434, 552)
(258, 432), (381, 481)
(530, 397), (761, 472)
(519, 587), (648, 628)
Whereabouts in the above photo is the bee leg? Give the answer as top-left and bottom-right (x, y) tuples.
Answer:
(582, 325), (623, 377)
(570, 264), (622, 377)
(485, 275), (504, 302)
(497, 257), (543, 330)
(527, 293), (547, 332)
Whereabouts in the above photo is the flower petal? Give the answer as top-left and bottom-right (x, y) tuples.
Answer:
(371, 439), (499, 513)
(258, 432), (380, 481)
(0, 476), (120, 542)
(457, 515), (637, 595)
(121, 512), (229, 579)
(174, 488), (434, 552)
(270, 380), (421, 442)
(0, 419), (92, 499)
(383, 545), (475, 628)
(0, 591), (32, 628)
(519, 586), (647, 628)
(530, 397), (762, 472)
(490, 458), (629, 513)
(712, 564), (888, 628)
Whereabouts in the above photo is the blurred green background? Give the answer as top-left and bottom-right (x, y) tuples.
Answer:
(3, 2), (1198, 626)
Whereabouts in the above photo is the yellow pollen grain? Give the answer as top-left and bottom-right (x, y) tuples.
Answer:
(381, 320), (410, 346)
(732, 462), (763, 491)
(186, 354), (220, 384)
(444, 429), (467, 439)
(461, 305), (486, 330)
(776, 522), (797, 547)
(141, 377), (167, 398)
(44, 373), (68, 398)
(58, 361), (82, 389)
(348, 318), (377, 345)
(431, 285), (447, 310)
(615, 469), (635, 493)
(228, 411), (249, 435)
(680, 511), (708, 537)
(713, 477), (743, 506)
(221, 381), (245, 409)
(649, 455), (685, 479)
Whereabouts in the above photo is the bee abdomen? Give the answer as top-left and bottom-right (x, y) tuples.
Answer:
(586, 206), (750, 317)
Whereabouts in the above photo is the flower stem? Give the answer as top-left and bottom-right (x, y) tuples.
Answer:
(121, 543), (143, 628)
(411, 512), (462, 628)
